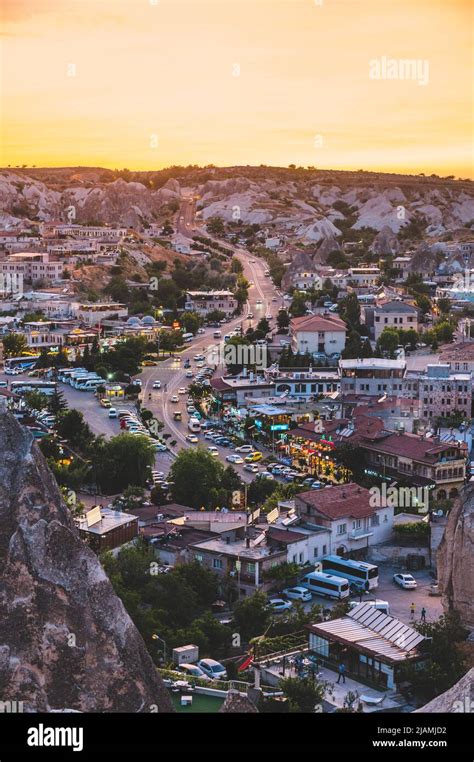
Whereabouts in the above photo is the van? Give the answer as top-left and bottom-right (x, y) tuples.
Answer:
(348, 600), (390, 615)
(213, 330), (222, 339)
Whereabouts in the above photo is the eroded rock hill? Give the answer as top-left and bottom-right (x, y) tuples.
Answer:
(0, 404), (173, 712)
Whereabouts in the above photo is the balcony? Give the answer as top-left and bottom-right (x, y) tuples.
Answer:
(350, 528), (374, 540)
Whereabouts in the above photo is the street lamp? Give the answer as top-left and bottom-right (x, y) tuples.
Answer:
(151, 633), (167, 663)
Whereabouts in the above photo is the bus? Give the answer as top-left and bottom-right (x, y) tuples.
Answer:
(182, 332), (194, 343)
(11, 380), (57, 396)
(321, 556), (379, 592)
(4, 355), (40, 373)
(188, 417), (201, 433)
(300, 571), (350, 599)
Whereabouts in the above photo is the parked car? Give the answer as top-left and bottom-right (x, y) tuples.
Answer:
(226, 454), (244, 464)
(393, 573), (417, 589)
(235, 445), (254, 453)
(186, 434), (199, 444)
(176, 663), (210, 681)
(170, 395), (179, 403)
(283, 586), (312, 602)
(197, 658), (227, 681)
(108, 408), (118, 418)
(267, 598), (293, 612)
(244, 451), (262, 463)
(243, 463), (259, 474)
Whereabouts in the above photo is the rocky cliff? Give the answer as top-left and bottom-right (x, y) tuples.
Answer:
(0, 403), (173, 712)
(437, 485), (474, 630)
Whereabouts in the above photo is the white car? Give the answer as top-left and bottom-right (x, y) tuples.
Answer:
(393, 573), (418, 589)
(226, 454), (244, 464)
(243, 463), (259, 473)
(108, 408), (118, 418)
(152, 381), (161, 389)
(178, 387), (187, 395)
(185, 370), (194, 378)
(197, 658), (227, 681)
(267, 598), (292, 613)
(132, 378), (142, 387)
(283, 586), (312, 602)
(176, 663), (210, 681)
(207, 446), (219, 457)
(194, 354), (205, 361)
(258, 471), (274, 480)
(170, 395), (179, 403)
(186, 434), (199, 444)
(235, 445), (254, 453)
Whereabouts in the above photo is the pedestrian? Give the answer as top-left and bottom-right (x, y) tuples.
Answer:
(420, 607), (426, 622)
(336, 662), (346, 684)
(410, 602), (415, 620)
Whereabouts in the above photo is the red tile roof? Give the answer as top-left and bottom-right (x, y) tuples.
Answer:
(361, 431), (464, 463)
(297, 483), (375, 520)
(290, 314), (347, 333)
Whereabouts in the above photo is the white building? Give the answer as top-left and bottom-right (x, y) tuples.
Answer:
(290, 313), (347, 357)
(372, 301), (419, 341)
(185, 290), (237, 316)
(0, 252), (64, 282)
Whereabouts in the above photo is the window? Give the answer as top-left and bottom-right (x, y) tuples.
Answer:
(337, 523), (347, 535)
(213, 558), (223, 570)
(246, 562), (255, 573)
(322, 544), (327, 555)
(313, 547), (319, 557)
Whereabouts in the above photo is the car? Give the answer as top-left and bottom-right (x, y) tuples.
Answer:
(243, 463), (259, 473)
(311, 481), (323, 489)
(142, 360), (157, 367)
(99, 398), (111, 408)
(178, 387), (187, 395)
(0, 381), (8, 388)
(170, 395), (179, 403)
(272, 296), (277, 302)
(245, 451), (262, 462)
(152, 380), (161, 389)
(393, 573), (418, 589)
(267, 598), (293, 612)
(283, 586), (312, 602)
(207, 446), (219, 456)
(197, 658), (227, 681)
(176, 663), (211, 681)
(247, 313), (254, 319)
(194, 354), (205, 361)
(132, 378), (142, 387)
(265, 314), (272, 320)
(185, 370), (194, 378)
(226, 454), (244, 464)
(256, 299), (262, 305)
(187, 405), (196, 414)
(186, 434), (199, 444)
(108, 408), (118, 418)
(195, 361), (204, 368)
(235, 445), (254, 453)
(197, 328), (206, 335)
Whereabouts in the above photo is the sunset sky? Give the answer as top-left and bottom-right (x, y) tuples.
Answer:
(1, 0), (473, 176)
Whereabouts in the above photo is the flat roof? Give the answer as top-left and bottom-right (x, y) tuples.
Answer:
(76, 507), (138, 535)
(340, 358), (406, 370)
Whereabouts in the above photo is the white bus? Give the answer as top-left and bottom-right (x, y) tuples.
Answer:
(10, 380), (57, 396)
(300, 571), (350, 599)
(4, 355), (40, 373)
(182, 332), (194, 343)
(321, 556), (379, 592)
(188, 417), (201, 433)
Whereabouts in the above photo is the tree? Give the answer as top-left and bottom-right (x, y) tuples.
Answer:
(206, 217), (225, 237)
(48, 388), (68, 415)
(181, 311), (201, 335)
(280, 675), (327, 713)
(289, 293), (307, 317)
(56, 409), (94, 451)
(415, 293), (432, 316)
(23, 390), (49, 412)
(2, 333), (28, 357)
(233, 592), (271, 641)
(376, 327), (399, 357)
(340, 292), (360, 328)
(169, 448), (225, 509)
(277, 309), (290, 330)
(93, 434), (156, 493)
(437, 298), (451, 316)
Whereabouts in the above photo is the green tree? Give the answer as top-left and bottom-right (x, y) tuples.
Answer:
(233, 592), (271, 641)
(2, 333), (28, 357)
(290, 293), (307, 317)
(206, 217), (225, 237)
(48, 388), (68, 415)
(181, 311), (201, 335)
(280, 676), (327, 713)
(376, 327), (399, 357)
(93, 434), (156, 493)
(277, 309), (290, 330)
(169, 448), (225, 509)
(340, 292), (360, 328)
(23, 390), (49, 412)
(56, 409), (94, 450)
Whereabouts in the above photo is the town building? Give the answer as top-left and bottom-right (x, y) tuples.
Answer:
(295, 483), (394, 558)
(368, 300), (419, 341)
(306, 602), (428, 690)
(290, 313), (347, 357)
(418, 364), (472, 420)
(184, 290), (237, 316)
(265, 367), (340, 399)
(339, 358), (407, 397)
(0, 252), (64, 282)
(75, 507), (138, 552)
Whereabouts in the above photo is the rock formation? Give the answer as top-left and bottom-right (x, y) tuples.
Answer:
(0, 403), (173, 712)
(437, 484), (474, 630)
(415, 668), (473, 712)
(371, 225), (400, 256)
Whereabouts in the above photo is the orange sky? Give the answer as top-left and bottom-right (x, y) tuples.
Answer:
(1, 0), (473, 176)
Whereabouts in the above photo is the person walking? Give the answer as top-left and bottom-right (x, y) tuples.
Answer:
(336, 662), (346, 684)
(420, 607), (426, 622)
(410, 602), (416, 620)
